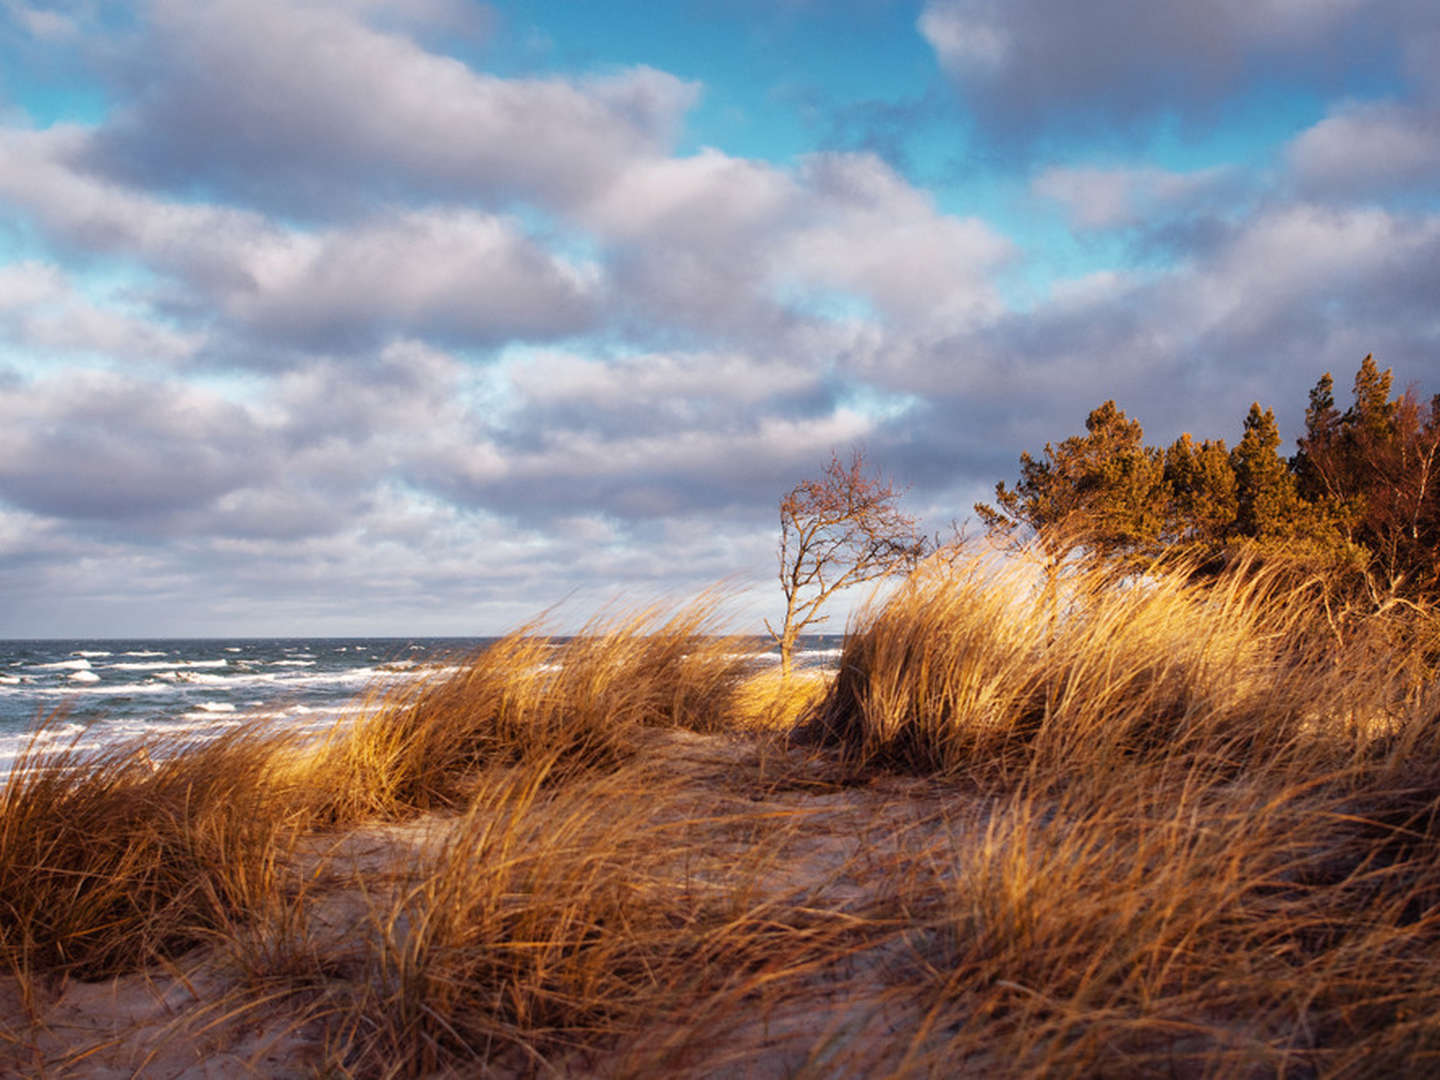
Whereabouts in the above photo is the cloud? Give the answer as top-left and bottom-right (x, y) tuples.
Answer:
(1032, 165), (1238, 230)
(0, 130), (602, 350)
(584, 148), (1013, 340)
(0, 260), (203, 362)
(918, 0), (1431, 138)
(0, 369), (268, 519)
(222, 210), (602, 350)
(1, 0), (80, 40)
(1287, 101), (1440, 197)
(80, 0), (699, 217)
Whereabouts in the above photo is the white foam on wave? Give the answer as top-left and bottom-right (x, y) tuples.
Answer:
(31, 658), (92, 671)
(191, 702), (236, 713)
(71, 650), (112, 658)
(174, 672), (231, 685)
(0, 676), (20, 685)
(271, 660), (315, 667)
(68, 670), (101, 683)
(111, 660), (228, 671)
(25, 680), (174, 696)
(123, 650), (167, 657)
(225, 647), (243, 653)
(23, 722), (89, 745)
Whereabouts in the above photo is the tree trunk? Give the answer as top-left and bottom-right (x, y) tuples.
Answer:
(779, 623), (800, 678)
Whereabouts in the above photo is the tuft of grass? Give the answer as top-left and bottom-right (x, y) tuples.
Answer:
(304, 598), (760, 819)
(315, 758), (864, 1078)
(808, 545), (1429, 784)
(0, 720), (312, 980)
(730, 667), (831, 733)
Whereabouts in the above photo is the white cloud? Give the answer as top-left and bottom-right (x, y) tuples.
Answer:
(1032, 165), (1235, 229)
(1287, 101), (1440, 196)
(917, 4), (1009, 76)
(0, 130), (602, 348)
(226, 210), (602, 346)
(0, 260), (203, 363)
(505, 349), (822, 413)
(585, 148), (1012, 336)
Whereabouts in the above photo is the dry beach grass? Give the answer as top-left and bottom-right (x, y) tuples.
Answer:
(2, 546), (1440, 1077)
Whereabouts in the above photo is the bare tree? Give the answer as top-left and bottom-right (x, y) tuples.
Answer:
(767, 449), (927, 677)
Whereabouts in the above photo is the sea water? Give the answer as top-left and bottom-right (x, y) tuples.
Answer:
(0, 635), (844, 776)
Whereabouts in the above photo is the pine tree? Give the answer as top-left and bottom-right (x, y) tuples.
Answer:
(1231, 404), (1299, 540)
(1294, 372), (1342, 504)
(980, 360), (1432, 602)
(977, 400), (1166, 565)
(1163, 433), (1236, 547)
(1346, 353), (1396, 442)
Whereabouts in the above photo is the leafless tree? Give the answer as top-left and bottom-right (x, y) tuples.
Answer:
(767, 449), (927, 676)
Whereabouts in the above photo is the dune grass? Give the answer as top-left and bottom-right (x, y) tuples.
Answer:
(5, 549), (1440, 1075)
(808, 548), (1436, 784)
(799, 543), (1440, 1076)
(0, 600), (757, 984)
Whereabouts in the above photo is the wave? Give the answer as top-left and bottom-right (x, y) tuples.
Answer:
(110, 660), (229, 671)
(173, 672), (241, 685)
(30, 659), (92, 671)
(68, 670), (101, 683)
(24, 681), (179, 696)
(122, 650), (167, 657)
(71, 650), (112, 658)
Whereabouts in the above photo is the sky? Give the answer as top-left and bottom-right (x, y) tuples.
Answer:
(0, 0), (1437, 637)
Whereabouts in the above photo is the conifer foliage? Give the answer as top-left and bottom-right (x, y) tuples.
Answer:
(980, 355), (1439, 602)
(975, 400), (1165, 568)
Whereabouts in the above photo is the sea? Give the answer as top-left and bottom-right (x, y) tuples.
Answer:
(0, 636), (844, 776)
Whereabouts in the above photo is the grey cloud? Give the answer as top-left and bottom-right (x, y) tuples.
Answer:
(0, 371), (270, 519)
(585, 148), (1012, 344)
(226, 210), (602, 350)
(919, 0), (1435, 139)
(80, 0), (698, 218)
(1032, 165), (1243, 230)
(1287, 101), (1440, 198)
(413, 400), (878, 524)
(0, 260), (202, 362)
(497, 349), (836, 442)
(0, 131), (602, 351)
